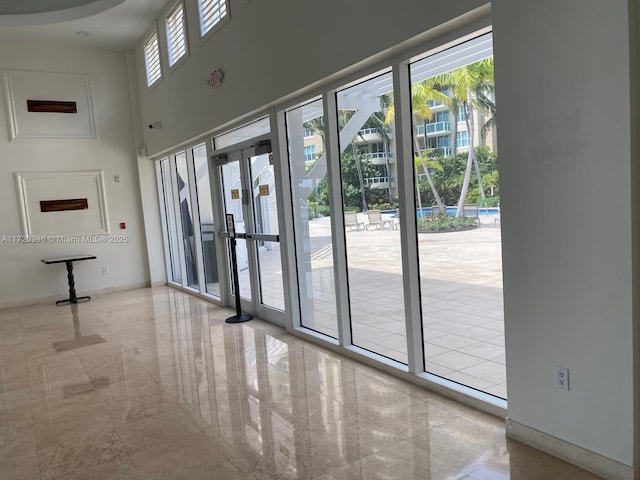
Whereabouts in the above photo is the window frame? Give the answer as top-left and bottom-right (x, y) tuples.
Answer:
(143, 25), (163, 88)
(165, 0), (189, 70)
(198, 0), (230, 43)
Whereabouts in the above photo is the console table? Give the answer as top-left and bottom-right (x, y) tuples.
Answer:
(41, 254), (97, 305)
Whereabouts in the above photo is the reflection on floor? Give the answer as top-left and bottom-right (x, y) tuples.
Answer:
(0, 287), (599, 479)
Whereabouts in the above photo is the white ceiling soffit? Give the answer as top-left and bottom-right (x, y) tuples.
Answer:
(0, 0), (168, 50)
(0, 0), (125, 26)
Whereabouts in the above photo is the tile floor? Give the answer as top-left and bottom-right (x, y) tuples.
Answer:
(0, 287), (600, 479)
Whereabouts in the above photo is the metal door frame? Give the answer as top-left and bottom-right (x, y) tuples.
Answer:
(212, 135), (287, 325)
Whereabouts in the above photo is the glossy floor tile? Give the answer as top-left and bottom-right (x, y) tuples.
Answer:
(0, 287), (600, 479)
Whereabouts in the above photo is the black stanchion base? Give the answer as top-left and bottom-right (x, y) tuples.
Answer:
(225, 314), (253, 324)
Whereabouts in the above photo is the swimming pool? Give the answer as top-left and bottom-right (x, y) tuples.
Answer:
(383, 207), (500, 218)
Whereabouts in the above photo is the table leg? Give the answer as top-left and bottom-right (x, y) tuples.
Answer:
(66, 261), (77, 303)
(55, 261), (91, 305)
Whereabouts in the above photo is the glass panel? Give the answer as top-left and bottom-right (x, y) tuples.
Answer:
(160, 158), (181, 283)
(175, 152), (199, 288)
(337, 70), (408, 364)
(250, 152), (284, 311)
(410, 33), (506, 399)
(286, 99), (339, 338)
(214, 117), (270, 150)
(221, 160), (251, 301)
(193, 144), (220, 298)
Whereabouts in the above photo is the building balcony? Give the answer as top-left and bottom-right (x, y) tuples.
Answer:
(426, 99), (448, 109)
(365, 151), (394, 165)
(416, 121), (451, 137)
(364, 176), (393, 188)
(355, 128), (384, 144)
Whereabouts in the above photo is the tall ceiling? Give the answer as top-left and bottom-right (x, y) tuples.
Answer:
(0, 0), (168, 50)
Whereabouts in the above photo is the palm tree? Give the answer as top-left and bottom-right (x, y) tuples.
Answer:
(358, 111), (394, 202)
(475, 82), (496, 145)
(386, 81), (450, 213)
(432, 58), (494, 217)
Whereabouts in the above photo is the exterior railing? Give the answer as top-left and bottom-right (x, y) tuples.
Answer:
(416, 121), (451, 136)
(365, 176), (393, 185)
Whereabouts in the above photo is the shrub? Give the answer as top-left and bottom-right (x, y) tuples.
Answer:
(417, 215), (478, 233)
(370, 202), (399, 211)
(317, 205), (331, 217)
(478, 196), (500, 208)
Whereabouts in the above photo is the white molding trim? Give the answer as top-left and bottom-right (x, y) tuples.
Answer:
(4, 70), (97, 140)
(15, 170), (110, 236)
(506, 418), (634, 480)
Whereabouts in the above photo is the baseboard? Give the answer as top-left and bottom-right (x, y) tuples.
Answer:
(506, 418), (634, 480)
(0, 282), (152, 310)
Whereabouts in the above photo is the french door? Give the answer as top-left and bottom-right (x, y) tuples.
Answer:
(215, 140), (287, 325)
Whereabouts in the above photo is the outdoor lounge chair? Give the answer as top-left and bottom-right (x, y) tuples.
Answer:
(462, 204), (480, 225)
(366, 210), (395, 230)
(344, 211), (365, 231)
(431, 205), (445, 217)
(391, 209), (400, 230)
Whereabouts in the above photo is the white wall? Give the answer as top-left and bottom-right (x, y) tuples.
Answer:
(0, 41), (149, 306)
(493, 0), (636, 467)
(136, 0), (487, 156)
(125, 50), (167, 286)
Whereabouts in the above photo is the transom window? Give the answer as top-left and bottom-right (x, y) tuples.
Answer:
(198, 0), (229, 37)
(166, 2), (188, 67)
(144, 29), (162, 87)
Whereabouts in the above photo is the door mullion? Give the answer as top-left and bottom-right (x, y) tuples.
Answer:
(206, 140), (230, 303)
(186, 146), (206, 295)
(269, 109), (293, 327)
(393, 59), (424, 375)
(241, 148), (261, 312)
(155, 160), (174, 283)
(324, 91), (352, 348)
(169, 154), (189, 287)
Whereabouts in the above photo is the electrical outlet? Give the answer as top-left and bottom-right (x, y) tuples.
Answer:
(101, 266), (109, 274)
(555, 366), (570, 391)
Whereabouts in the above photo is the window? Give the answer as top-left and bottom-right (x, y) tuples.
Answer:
(433, 111), (450, 122)
(456, 130), (470, 148)
(166, 2), (188, 67)
(427, 135), (450, 149)
(457, 103), (468, 120)
(144, 30), (162, 87)
(198, 0), (229, 37)
(304, 145), (315, 162)
(303, 128), (314, 138)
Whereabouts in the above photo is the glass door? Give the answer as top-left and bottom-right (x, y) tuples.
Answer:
(217, 142), (286, 324)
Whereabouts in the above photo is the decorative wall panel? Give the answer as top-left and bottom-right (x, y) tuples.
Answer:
(15, 170), (110, 236)
(4, 71), (96, 139)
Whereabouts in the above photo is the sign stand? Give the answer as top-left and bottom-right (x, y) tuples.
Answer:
(225, 214), (253, 324)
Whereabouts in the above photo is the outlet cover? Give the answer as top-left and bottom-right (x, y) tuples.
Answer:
(555, 366), (570, 391)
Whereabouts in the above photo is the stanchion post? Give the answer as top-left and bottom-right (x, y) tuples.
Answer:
(225, 214), (253, 323)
